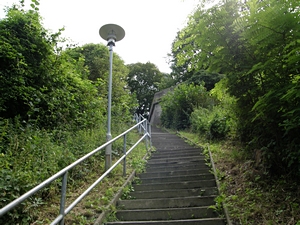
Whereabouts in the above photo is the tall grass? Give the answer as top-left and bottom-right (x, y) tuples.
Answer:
(0, 116), (148, 224)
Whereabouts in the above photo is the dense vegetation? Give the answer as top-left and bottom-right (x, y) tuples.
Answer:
(126, 62), (163, 117)
(1, 0), (300, 224)
(0, 2), (146, 224)
(159, 0), (300, 223)
(162, 0), (300, 177)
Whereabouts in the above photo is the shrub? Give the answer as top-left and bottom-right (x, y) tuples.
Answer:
(160, 83), (214, 130)
(190, 107), (211, 134)
(209, 111), (230, 139)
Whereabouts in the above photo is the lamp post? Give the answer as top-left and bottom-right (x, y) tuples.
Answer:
(99, 24), (125, 171)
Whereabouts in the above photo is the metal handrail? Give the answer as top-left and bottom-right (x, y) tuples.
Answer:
(0, 115), (151, 225)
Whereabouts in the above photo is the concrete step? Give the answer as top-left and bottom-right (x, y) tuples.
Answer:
(138, 168), (212, 178)
(146, 159), (206, 167)
(106, 218), (226, 225)
(117, 196), (216, 209)
(145, 164), (210, 172)
(148, 155), (206, 164)
(133, 180), (216, 191)
(139, 174), (215, 184)
(150, 151), (203, 158)
(130, 187), (218, 199)
(115, 207), (220, 221)
(149, 150), (203, 155)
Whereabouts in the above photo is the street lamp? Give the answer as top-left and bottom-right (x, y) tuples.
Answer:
(99, 24), (125, 171)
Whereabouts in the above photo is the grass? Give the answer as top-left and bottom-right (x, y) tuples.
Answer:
(178, 130), (300, 225)
(1, 124), (149, 225)
(60, 132), (148, 225)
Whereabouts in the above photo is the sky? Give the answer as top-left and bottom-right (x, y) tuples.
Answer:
(0, 0), (200, 73)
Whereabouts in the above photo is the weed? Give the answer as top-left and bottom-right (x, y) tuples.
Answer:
(132, 177), (142, 185)
(105, 206), (118, 222)
(208, 194), (225, 215)
(178, 130), (300, 224)
(121, 185), (134, 200)
(167, 212), (172, 220)
(0, 120), (149, 224)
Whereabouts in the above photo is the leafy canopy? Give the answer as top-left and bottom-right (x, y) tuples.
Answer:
(126, 62), (162, 117)
(172, 0), (300, 175)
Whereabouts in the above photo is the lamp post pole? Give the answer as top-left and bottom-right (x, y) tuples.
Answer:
(105, 40), (113, 171)
(99, 24), (125, 171)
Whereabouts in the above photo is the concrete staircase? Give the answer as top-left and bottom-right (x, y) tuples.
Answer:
(105, 127), (226, 225)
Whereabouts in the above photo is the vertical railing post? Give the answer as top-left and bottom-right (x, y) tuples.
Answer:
(144, 120), (149, 151)
(138, 115), (142, 134)
(149, 123), (152, 147)
(123, 134), (127, 177)
(59, 172), (68, 225)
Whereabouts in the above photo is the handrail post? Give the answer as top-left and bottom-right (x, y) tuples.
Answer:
(123, 134), (127, 177)
(149, 123), (152, 147)
(59, 172), (68, 225)
(140, 115), (143, 134)
(138, 115), (141, 133)
(144, 120), (149, 151)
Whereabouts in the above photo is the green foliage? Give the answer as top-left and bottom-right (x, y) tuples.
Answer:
(126, 62), (163, 117)
(160, 83), (214, 130)
(191, 95), (236, 140)
(66, 44), (109, 82)
(0, 8), (53, 120)
(178, 130), (300, 224)
(209, 111), (230, 140)
(186, 70), (224, 91)
(0, 8), (105, 130)
(172, 0), (300, 176)
(190, 107), (211, 134)
(121, 185), (134, 200)
(0, 121), (65, 224)
(0, 3), (143, 224)
(174, 0), (241, 73)
(0, 116), (143, 224)
(66, 44), (137, 120)
(234, 0), (300, 174)
(161, 79), (235, 136)
(158, 72), (177, 90)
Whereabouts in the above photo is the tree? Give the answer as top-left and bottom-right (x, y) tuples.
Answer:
(158, 72), (177, 90)
(126, 62), (162, 117)
(172, 0), (300, 175)
(65, 43), (137, 119)
(0, 8), (104, 129)
(169, 31), (224, 90)
(234, 0), (300, 173)
(66, 44), (108, 81)
(186, 70), (224, 91)
(0, 7), (52, 120)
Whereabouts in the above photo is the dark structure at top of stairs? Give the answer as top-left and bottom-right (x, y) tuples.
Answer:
(105, 127), (226, 225)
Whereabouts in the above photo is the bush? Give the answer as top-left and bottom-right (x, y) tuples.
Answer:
(191, 106), (232, 139)
(160, 83), (214, 130)
(190, 79), (238, 140)
(190, 107), (211, 134)
(209, 112), (230, 139)
(0, 115), (137, 224)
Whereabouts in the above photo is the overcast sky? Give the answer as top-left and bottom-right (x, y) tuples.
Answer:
(1, 0), (199, 73)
